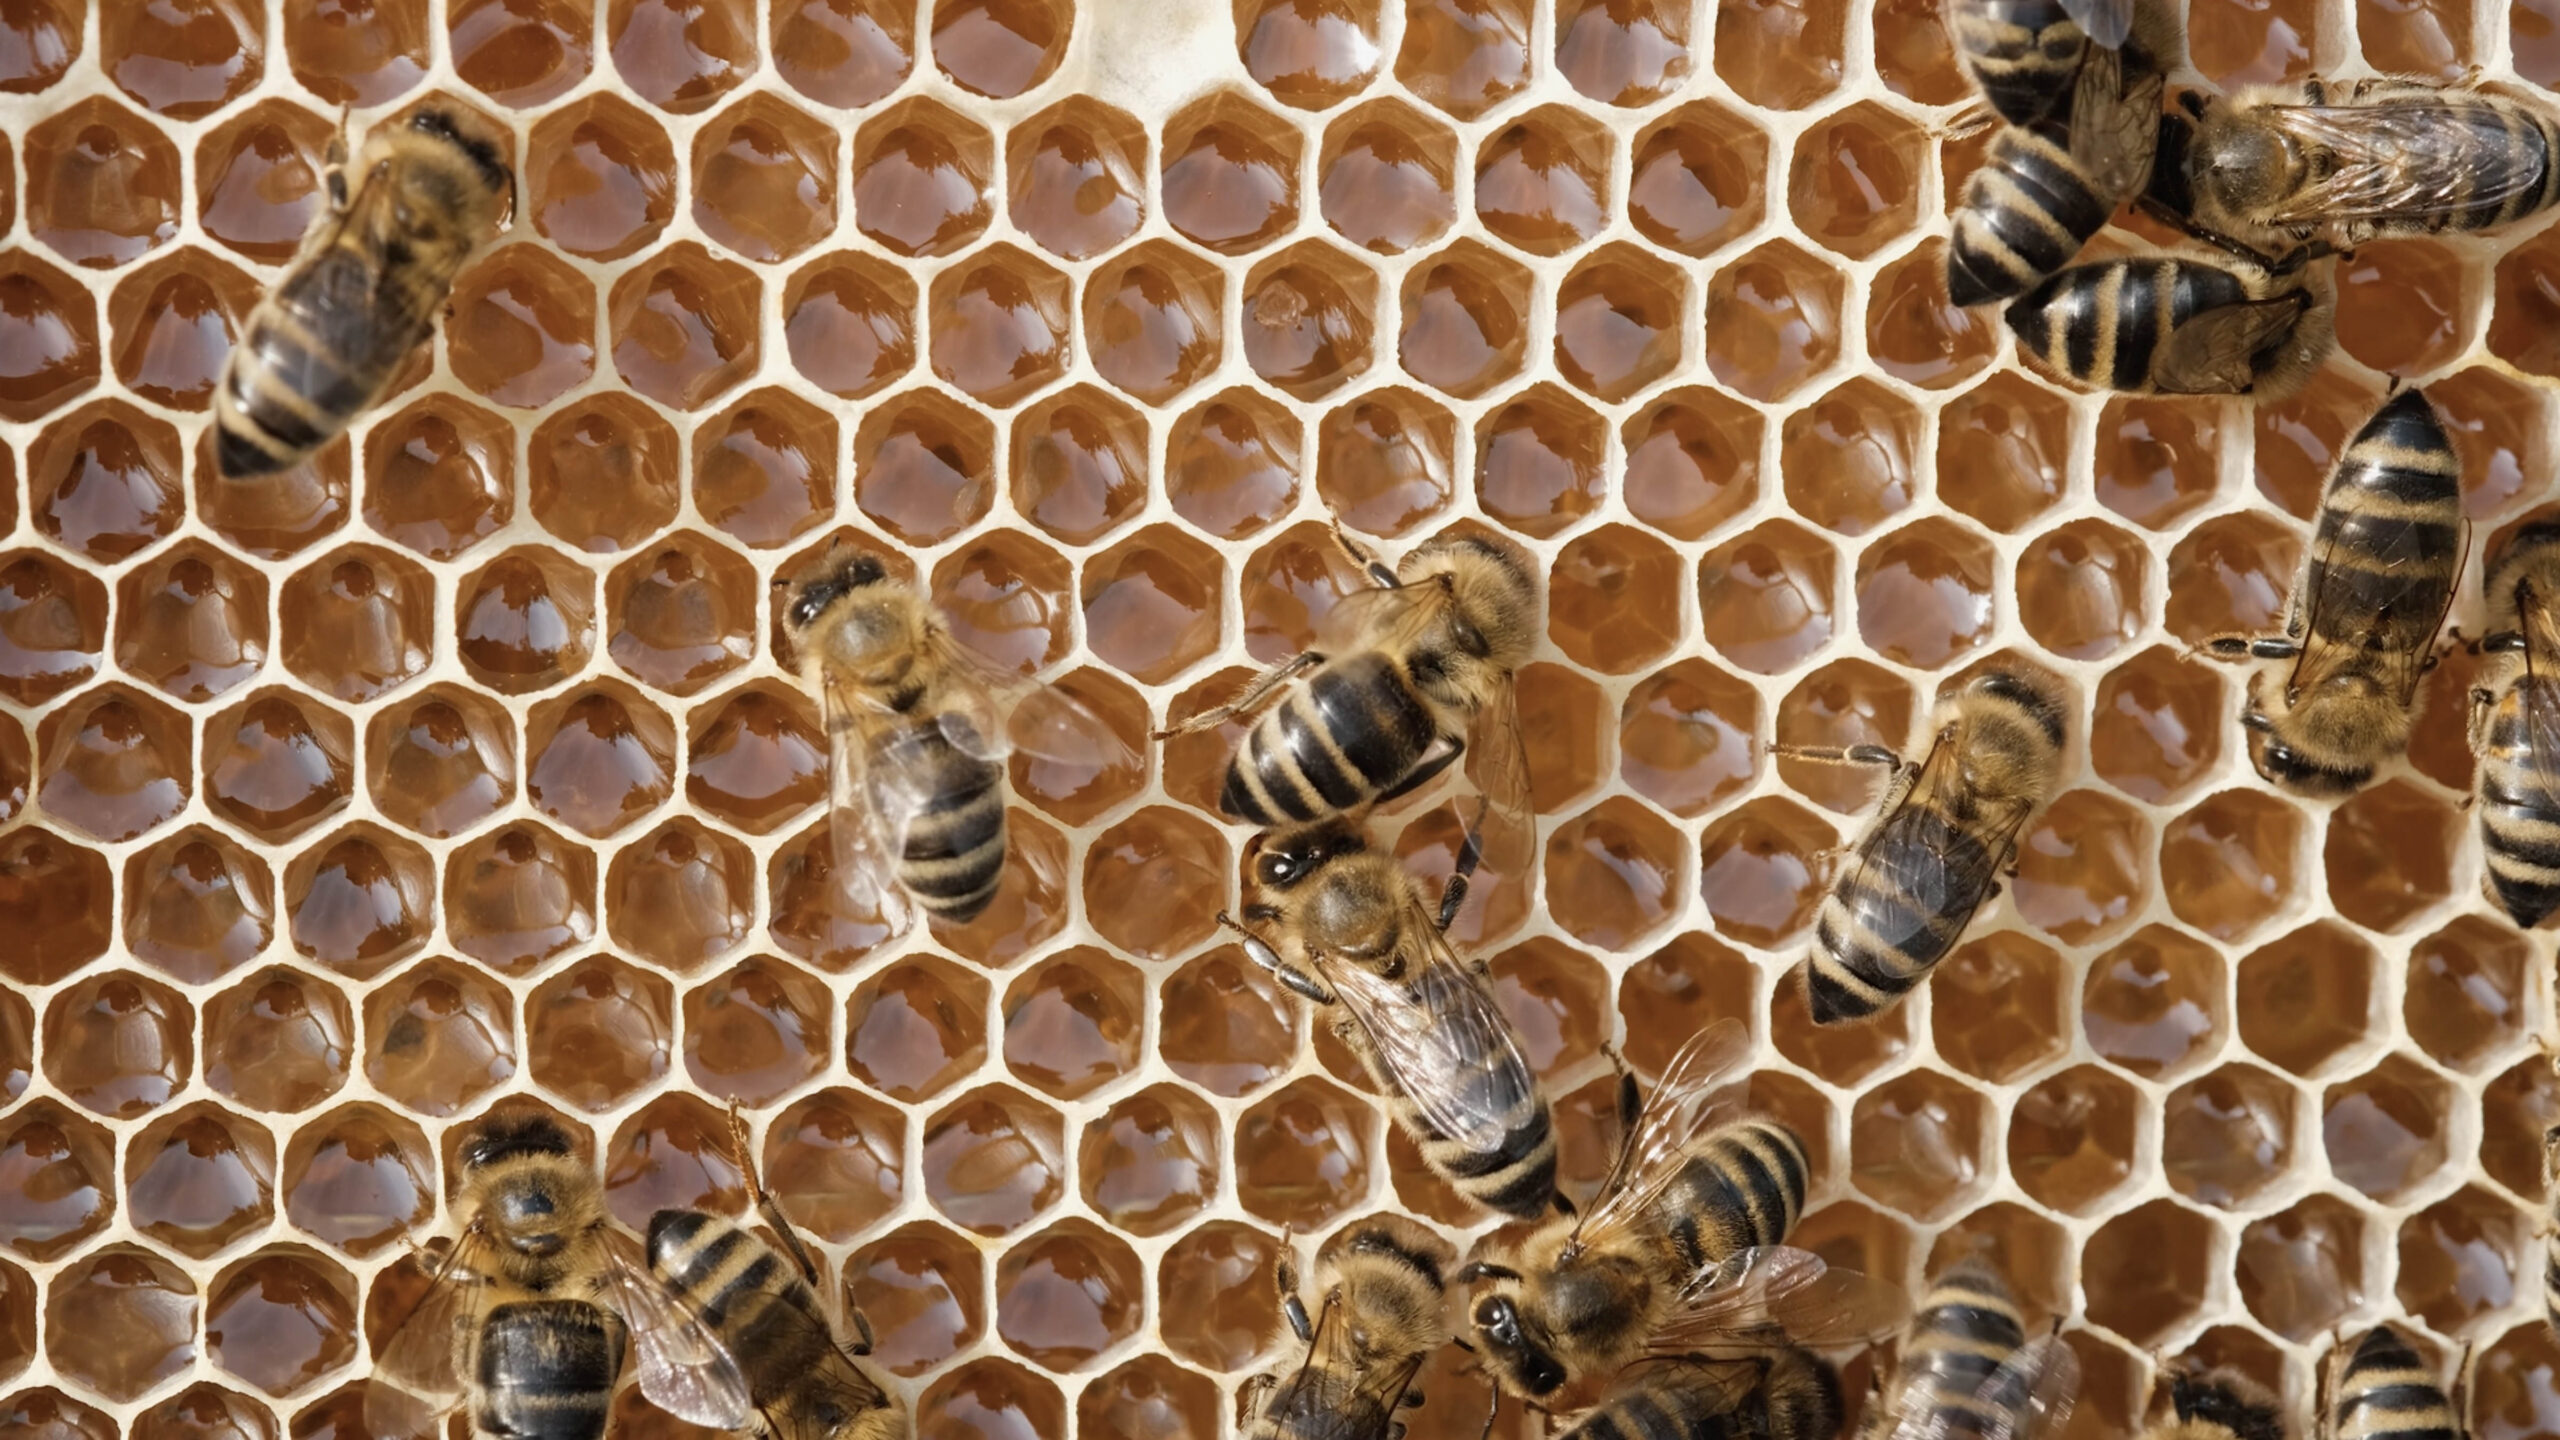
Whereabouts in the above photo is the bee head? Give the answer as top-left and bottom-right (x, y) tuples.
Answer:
(405, 108), (513, 205)
(1468, 1293), (1567, 1397)
(1402, 531), (1540, 669)
(2240, 672), (2388, 798)
(782, 550), (891, 635)
(1249, 820), (1366, 891)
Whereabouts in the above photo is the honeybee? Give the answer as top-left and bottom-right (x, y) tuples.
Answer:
(2469, 520), (2560, 926)
(1863, 1257), (2078, 1440)
(1560, 1350), (1843, 1440)
(1947, 46), (2166, 306)
(1154, 524), (1541, 881)
(2172, 78), (2560, 263)
(1788, 668), (2066, 1026)
(1242, 1215), (1456, 1440)
(2004, 251), (2332, 396)
(2318, 1326), (2465, 1440)
(644, 1110), (903, 1440)
(2545, 1118), (2560, 1340)
(366, 1116), (749, 1440)
(2201, 388), (2463, 797)
(1225, 806), (1557, 1220)
(1460, 1019), (1907, 1404)
(1944, 0), (2172, 125)
(2143, 1371), (2285, 1440)
(216, 108), (512, 479)
(779, 547), (1136, 926)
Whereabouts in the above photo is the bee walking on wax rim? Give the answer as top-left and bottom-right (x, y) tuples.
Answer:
(1241, 1216), (1455, 1440)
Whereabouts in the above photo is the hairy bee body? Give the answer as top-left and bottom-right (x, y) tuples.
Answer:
(1950, 122), (2130, 306)
(2227, 389), (2461, 796)
(2471, 522), (2560, 925)
(1944, 0), (2172, 125)
(2147, 1372), (2287, 1440)
(1864, 1258), (2075, 1440)
(645, 1212), (902, 1440)
(864, 716), (1007, 922)
(2545, 1125), (2560, 1341)
(2005, 254), (2331, 396)
(1246, 1217), (1454, 1440)
(2326, 1326), (2460, 1440)
(1563, 1351), (1842, 1440)
(473, 1303), (625, 1440)
(216, 110), (510, 479)
(1808, 670), (2065, 1025)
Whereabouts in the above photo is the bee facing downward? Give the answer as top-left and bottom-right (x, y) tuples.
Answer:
(779, 547), (1134, 927)
(2005, 250), (2333, 397)
(216, 108), (513, 479)
(366, 1116), (748, 1440)
(1789, 668), (2066, 1026)
(1226, 809), (1557, 1220)
(2201, 388), (2463, 796)
(2319, 1325), (2466, 1440)
(1243, 1215), (1455, 1440)
(2469, 520), (2560, 927)
(1942, 0), (2173, 126)
(1560, 1351), (1842, 1440)
(1947, 43), (2166, 307)
(2143, 1370), (2287, 1440)
(1862, 1256), (2079, 1440)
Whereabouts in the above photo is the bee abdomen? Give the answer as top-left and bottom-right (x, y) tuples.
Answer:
(1223, 652), (1437, 825)
(1806, 809), (1990, 1024)
(1949, 127), (2114, 305)
(1897, 1264), (2030, 1425)
(873, 721), (1007, 922)
(2478, 708), (2560, 926)
(474, 1301), (623, 1440)
(645, 1210), (831, 1379)
(2333, 1326), (2460, 1440)
(217, 245), (431, 478)
(1663, 1121), (1810, 1271)
(1559, 1375), (1750, 1440)
(1946, 0), (2084, 125)
(1402, 1075), (1559, 1220)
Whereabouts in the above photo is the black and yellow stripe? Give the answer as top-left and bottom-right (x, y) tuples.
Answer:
(871, 717), (1007, 922)
(1658, 1121), (1810, 1273)
(1383, 1032), (1557, 1220)
(474, 1300), (624, 1440)
(2478, 524), (2560, 926)
(2331, 1325), (2460, 1440)
(1886, 1261), (2031, 1438)
(1950, 123), (2118, 306)
(1945, 0), (2091, 126)
(1222, 652), (1438, 825)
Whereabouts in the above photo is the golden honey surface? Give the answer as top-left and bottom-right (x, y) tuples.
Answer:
(0, 0), (2555, 1437)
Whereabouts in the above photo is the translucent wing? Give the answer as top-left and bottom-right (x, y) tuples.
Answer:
(2510, 587), (2560, 814)
(2154, 293), (2309, 395)
(820, 674), (913, 931)
(364, 1235), (484, 1440)
(2254, 102), (2556, 223)
(924, 626), (1140, 772)
(1564, 1018), (1757, 1260)
(601, 1228), (755, 1430)
(2286, 516), (2462, 709)
(1649, 1246), (1913, 1356)
(1460, 669), (1539, 890)
(1316, 582), (1443, 655)
(1325, 918), (1540, 1159)
(2068, 48), (2164, 202)
(1878, 1329), (2081, 1440)
(2062, 0), (2133, 49)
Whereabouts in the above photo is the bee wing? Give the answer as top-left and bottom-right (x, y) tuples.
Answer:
(1315, 582), (1439, 655)
(1975, 1332), (2083, 1440)
(1325, 917), (1541, 1160)
(922, 626), (1141, 771)
(1459, 667), (1539, 890)
(2252, 102), (2557, 223)
(2510, 594), (2560, 813)
(1565, 1018), (1758, 1259)
(364, 1235), (485, 1440)
(2153, 291), (2310, 395)
(601, 1228), (755, 1430)
(2285, 517), (2462, 709)
(2068, 48), (2165, 201)
(1650, 1246), (1913, 1356)
(820, 673), (914, 930)
(2062, 0), (2133, 49)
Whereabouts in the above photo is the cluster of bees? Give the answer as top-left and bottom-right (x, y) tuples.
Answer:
(186, 12), (2560, 1440)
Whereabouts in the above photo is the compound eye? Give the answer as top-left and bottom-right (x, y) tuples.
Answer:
(1256, 853), (1296, 887)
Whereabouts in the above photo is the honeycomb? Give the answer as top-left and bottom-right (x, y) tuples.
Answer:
(0, 0), (2556, 1436)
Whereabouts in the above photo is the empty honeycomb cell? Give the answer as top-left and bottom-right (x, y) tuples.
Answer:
(2365, 0), (2472, 70)
(1086, 240), (1224, 405)
(1317, 99), (1456, 256)
(2079, 1197), (2216, 1346)
(1235, 1076), (1372, 1231)
(679, 684), (824, 834)
(604, 533), (759, 696)
(1509, 661), (1609, 812)
(927, 532), (1074, 674)
(105, 0), (262, 117)
(2324, 1051), (2455, 1203)
(600, 1093), (747, 1230)
(1486, 937), (1609, 1073)
(36, 682), (192, 842)
(42, 972), (190, 1120)
(931, 0), (1067, 96)
(1870, 0), (1966, 99)
(442, 822), (595, 973)
(1557, 0), (1692, 103)
(1931, 932), (2070, 1084)
(2237, 921), (2378, 1078)
(0, 550), (106, 708)
(200, 689), (354, 843)
(1081, 525), (1226, 685)
(2010, 788), (2147, 945)
(1696, 794), (1837, 949)
(687, 93), (838, 265)
(0, 827), (115, 986)
(1398, 240), (1530, 399)
(108, 249), (258, 410)
(854, 389), (998, 544)
(846, 956), (990, 1105)
(201, 969), (351, 1115)
(1001, 951), (1144, 1102)
(1705, 240), (1843, 402)
(1396, 0), (1531, 118)
(608, 240), (760, 410)
(1773, 658), (1913, 815)
(457, 549), (597, 696)
(2189, 0), (2318, 84)
(2019, 519), (2149, 662)
(693, 387), (838, 549)
(1086, 808), (1230, 961)
(1850, 1068), (1991, 1223)
(923, 1085), (1065, 1236)
(1617, 658), (1759, 817)
(1159, 944), (1300, 1099)
(607, 817), (754, 968)
(2235, 1192), (2364, 1340)
(1008, 96), (1146, 262)
(524, 95), (674, 262)
(361, 959), (515, 1117)
(1617, 933), (1756, 1076)
(135, 1384), (278, 1440)
(0, 0), (76, 92)
(45, 1245), (198, 1400)
(1853, 516), (1998, 670)
(1161, 92), (1302, 255)
(2489, 228), (2560, 375)
(2324, 779), (2460, 934)
(0, 1390), (115, 1440)
(1938, 373), (2073, 534)
(281, 822), (434, 979)
(443, 246), (597, 411)
(852, 97), (994, 258)
(994, 1218), (1143, 1372)
(447, 0), (590, 105)
(1000, 390), (1145, 549)
(1476, 385), (1605, 538)
(1313, 387), (1452, 536)
(1081, 1354), (1219, 1440)
(1527, 794), (1678, 950)
(192, 102), (329, 266)
(1628, 102), (1767, 259)
(364, 686), (515, 839)
(680, 956), (830, 1104)
(116, 541), (268, 703)
(1552, 244), (1684, 403)
(285, 0), (428, 104)
(2478, 1321), (2560, 1440)
(2397, 1185), (2527, 1336)
(526, 955), (674, 1110)
(278, 545), (432, 702)
(194, 437), (353, 563)
(0, 719), (22, 825)
(775, 259), (914, 405)
(277, 1103), (430, 1256)
(1538, 529), (1678, 678)
(1789, 102), (1925, 263)
(2435, 365), (2545, 519)
(31, 399), (183, 561)
(2406, 917), (2528, 1074)
(1156, 1220), (1280, 1375)
(123, 830), (270, 988)
(2251, 369), (2381, 520)
(2096, 398), (2225, 530)
(2336, 240), (2471, 376)
(761, 1087), (904, 1240)
(24, 97), (183, 269)
(2159, 789), (2301, 943)
(607, 0), (755, 111)
(1166, 392), (1299, 541)
(768, 0), (910, 106)
(844, 1219), (985, 1379)
(524, 679), (679, 837)
(203, 1249), (356, 1399)
(2009, 1064), (2142, 1216)
(0, 249), (99, 422)
(2088, 645), (2225, 802)
(1699, 518), (1837, 674)
(1779, 378), (1919, 538)
(1716, 0), (1845, 105)
(0, 1099), (114, 1260)
(1474, 106), (1612, 257)
(1237, 0), (1381, 106)
(917, 1358), (1066, 1440)
(766, 817), (907, 969)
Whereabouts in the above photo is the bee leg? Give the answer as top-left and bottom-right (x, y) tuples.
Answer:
(325, 110), (352, 211)
(1151, 650), (1324, 738)
(1328, 519), (1402, 590)
(2450, 1339), (2475, 1437)
(1769, 743), (1904, 769)
(1478, 1381), (1501, 1440)
(844, 1306), (877, 1357)
(1282, 1292), (1313, 1345)
(1437, 792), (1492, 931)
(1454, 1261), (1522, 1284)
(1238, 1373), (1275, 1430)
(2469, 685), (2498, 759)
(2194, 633), (2300, 664)
(725, 1101), (825, 1288)
(1223, 913), (1337, 1003)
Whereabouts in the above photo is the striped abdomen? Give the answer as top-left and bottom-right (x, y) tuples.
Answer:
(1560, 1369), (1753, 1440)
(2005, 258), (2255, 392)
(217, 237), (451, 479)
(2391, 95), (2560, 236)
(1950, 124), (2116, 305)
(1886, 1262), (2030, 1440)
(1808, 805), (1997, 1025)
(1653, 1122), (1810, 1276)
(2546, 1160), (2560, 1336)
(1249, 1369), (1388, 1440)
(472, 1300), (624, 1440)
(872, 716), (1006, 922)
(1223, 651), (1441, 826)
(1377, 1017), (1556, 1221)
(2477, 676), (2560, 926)
(645, 1210), (831, 1384)
(2332, 1326), (2459, 1440)
(1944, 0), (2085, 125)
(2296, 387), (2461, 658)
